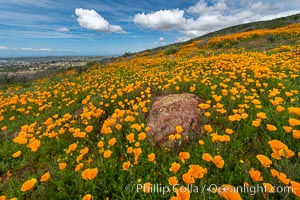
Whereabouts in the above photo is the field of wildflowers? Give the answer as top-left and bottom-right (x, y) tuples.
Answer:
(0, 23), (300, 200)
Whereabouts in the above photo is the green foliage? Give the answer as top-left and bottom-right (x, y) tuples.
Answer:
(187, 13), (300, 44)
(266, 34), (276, 42)
(0, 73), (15, 84)
(122, 51), (133, 57)
(164, 46), (180, 55)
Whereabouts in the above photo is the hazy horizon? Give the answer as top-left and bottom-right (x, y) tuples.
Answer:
(0, 53), (119, 59)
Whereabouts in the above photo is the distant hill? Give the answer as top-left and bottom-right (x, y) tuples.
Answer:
(189, 13), (300, 42)
(137, 13), (300, 55)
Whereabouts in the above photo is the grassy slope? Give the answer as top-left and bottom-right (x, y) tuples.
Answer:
(137, 13), (300, 56)
(0, 15), (300, 200)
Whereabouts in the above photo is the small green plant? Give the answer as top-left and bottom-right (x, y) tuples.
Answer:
(164, 46), (179, 55)
(215, 42), (224, 48)
(266, 34), (276, 42)
(123, 51), (133, 57)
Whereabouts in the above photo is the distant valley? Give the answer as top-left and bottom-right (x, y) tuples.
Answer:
(0, 56), (115, 84)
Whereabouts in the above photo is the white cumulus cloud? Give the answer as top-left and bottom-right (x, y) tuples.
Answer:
(261, 10), (300, 20)
(175, 37), (190, 43)
(75, 8), (126, 34)
(153, 37), (166, 45)
(133, 9), (185, 31)
(133, 0), (300, 41)
(188, 0), (227, 14)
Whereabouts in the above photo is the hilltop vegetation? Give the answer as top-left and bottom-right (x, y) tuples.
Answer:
(142, 13), (300, 56)
(0, 16), (300, 200)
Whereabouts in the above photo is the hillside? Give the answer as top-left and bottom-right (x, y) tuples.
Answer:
(0, 15), (300, 200)
(138, 13), (300, 56)
(191, 13), (300, 41)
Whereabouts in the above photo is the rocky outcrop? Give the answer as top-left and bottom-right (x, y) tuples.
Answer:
(146, 93), (204, 147)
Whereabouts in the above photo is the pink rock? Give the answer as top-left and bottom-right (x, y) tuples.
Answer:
(147, 93), (204, 147)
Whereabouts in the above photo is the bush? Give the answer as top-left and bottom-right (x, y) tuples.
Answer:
(0, 73), (15, 84)
(266, 35), (275, 42)
(123, 52), (133, 57)
(164, 46), (180, 55)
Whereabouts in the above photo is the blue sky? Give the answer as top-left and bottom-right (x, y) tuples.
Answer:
(0, 0), (300, 57)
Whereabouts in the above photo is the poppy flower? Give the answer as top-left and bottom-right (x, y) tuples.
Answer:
(289, 118), (300, 126)
(283, 126), (292, 133)
(126, 133), (135, 143)
(82, 194), (93, 200)
(176, 125), (183, 134)
(75, 163), (84, 172)
(97, 141), (104, 148)
(143, 182), (151, 193)
(204, 125), (213, 133)
(148, 153), (155, 162)
(59, 163), (67, 170)
(266, 124), (277, 131)
(188, 165), (207, 179)
(252, 119), (261, 127)
(263, 183), (275, 193)
(138, 132), (147, 140)
(115, 124), (122, 130)
(81, 168), (98, 180)
(256, 155), (272, 168)
(202, 153), (212, 162)
(169, 162), (180, 174)
(256, 112), (267, 119)
(21, 178), (37, 192)
(198, 140), (204, 145)
(277, 173), (290, 185)
(40, 172), (51, 182)
(168, 176), (178, 186)
(174, 186), (190, 200)
(225, 129), (233, 135)
(270, 169), (279, 177)
(293, 130), (300, 139)
(103, 150), (112, 158)
(217, 184), (242, 200)
(85, 126), (93, 133)
(182, 173), (195, 184)
(122, 161), (131, 171)
(179, 152), (190, 163)
(249, 168), (263, 182)
(212, 155), (225, 168)
(290, 181), (300, 196)
(12, 151), (21, 158)
(108, 138), (117, 146)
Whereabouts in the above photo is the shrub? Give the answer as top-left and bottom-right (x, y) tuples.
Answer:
(0, 73), (15, 84)
(266, 34), (275, 42)
(122, 51), (133, 57)
(164, 46), (180, 55)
